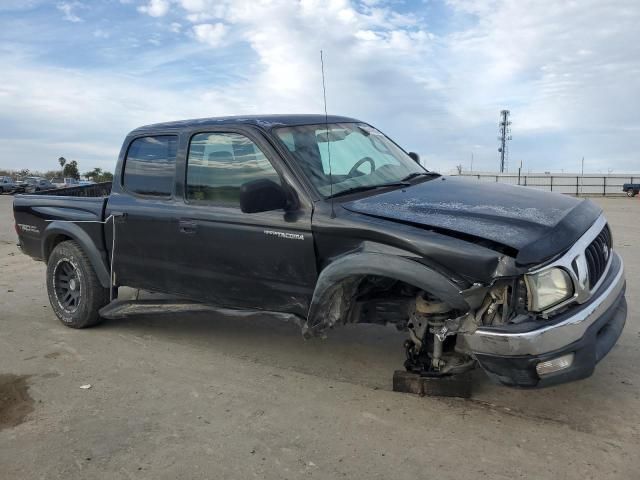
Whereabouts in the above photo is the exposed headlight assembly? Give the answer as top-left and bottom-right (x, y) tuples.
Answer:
(525, 267), (574, 313)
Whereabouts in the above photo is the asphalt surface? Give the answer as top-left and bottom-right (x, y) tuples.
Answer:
(0, 194), (638, 479)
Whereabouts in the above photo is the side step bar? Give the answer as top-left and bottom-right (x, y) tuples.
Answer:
(99, 299), (222, 319)
(98, 298), (302, 324)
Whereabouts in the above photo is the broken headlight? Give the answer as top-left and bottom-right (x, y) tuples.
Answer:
(525, 267), (574, 313)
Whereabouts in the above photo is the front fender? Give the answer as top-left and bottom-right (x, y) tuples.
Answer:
(304, 252), (469, 336)
(42, 221), (111, 289)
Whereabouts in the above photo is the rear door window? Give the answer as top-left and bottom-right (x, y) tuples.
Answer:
(123, 135), (177, 197)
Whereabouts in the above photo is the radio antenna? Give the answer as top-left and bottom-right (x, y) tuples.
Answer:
(320, 50), (335, 217)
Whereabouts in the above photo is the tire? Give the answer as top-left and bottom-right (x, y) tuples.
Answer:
(627, 190), (635, 197)
(46, 240), (109, 328)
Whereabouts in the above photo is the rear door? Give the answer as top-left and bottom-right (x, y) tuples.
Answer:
(169, 127), (317, 317)
(107, 133), (184, 293)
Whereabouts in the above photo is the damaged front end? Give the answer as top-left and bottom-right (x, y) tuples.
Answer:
(308, 214), (625, 391)
(402, 273), (531, 379)
(302, 252), (533, 380)
(301, 247), (547, 383)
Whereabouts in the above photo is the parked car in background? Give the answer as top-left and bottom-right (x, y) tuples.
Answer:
(64, 178), (80, 187)
(623, 183), (639, 197)
(13, 177), (55, 194)
(12, 179), (27, 193)
(79, 180), (96, 186)
(0, 176), (16, 193)
(50, 178), (79, 188)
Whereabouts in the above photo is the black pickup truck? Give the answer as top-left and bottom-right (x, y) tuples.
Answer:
(13, 115), (627, 389)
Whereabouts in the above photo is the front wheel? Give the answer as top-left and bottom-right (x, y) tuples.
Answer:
(627, 190), (635, 197)
(46, 240), (109, 328)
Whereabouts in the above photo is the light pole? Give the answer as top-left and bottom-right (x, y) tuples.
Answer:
(518, 160), (523, 185)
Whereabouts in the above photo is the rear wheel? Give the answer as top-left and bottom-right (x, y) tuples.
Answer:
(46, 240), (109, 328)
(627, 190), (635, 197)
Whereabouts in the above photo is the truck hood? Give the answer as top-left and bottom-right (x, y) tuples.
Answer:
(342, 176), (602, 266)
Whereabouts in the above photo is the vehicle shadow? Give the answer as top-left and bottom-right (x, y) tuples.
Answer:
(98, 308), (407, 391)
(96, 306), (639, 439)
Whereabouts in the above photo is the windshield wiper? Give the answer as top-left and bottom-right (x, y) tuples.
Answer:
(326, 181), (410, 199)
(401, 171), (438, 182)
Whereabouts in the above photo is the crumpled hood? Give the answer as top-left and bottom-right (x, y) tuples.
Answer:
(342, 176), (602, 265)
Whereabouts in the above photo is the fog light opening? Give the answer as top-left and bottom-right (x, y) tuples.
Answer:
(535, 353), (575, 376)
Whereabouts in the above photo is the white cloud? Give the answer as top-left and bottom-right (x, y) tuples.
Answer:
(56, 1), (83, 22)
(135, 0), (640, 172)
(3, 0), (640, 173)
(137, 0), (170, 17)
(179, 0), (225, 14)
(192, 23), (227, 47)
(0, 58), (216, 171)
(93, 29), (110, 39)
(0, 0), (46, 12)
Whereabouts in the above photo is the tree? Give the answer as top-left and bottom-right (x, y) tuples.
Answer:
(58, 157), (67, 169)
(62, 160), (80, 180)
(84, 168), (103, 182)
(100, 171), (113, 182)
(83, 167), (113, 183)
(456, 164), (463, 175)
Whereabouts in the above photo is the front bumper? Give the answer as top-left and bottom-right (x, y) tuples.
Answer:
(463, 252), (627, 387)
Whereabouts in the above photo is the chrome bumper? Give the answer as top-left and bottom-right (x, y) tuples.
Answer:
(462, 252), (625, 357)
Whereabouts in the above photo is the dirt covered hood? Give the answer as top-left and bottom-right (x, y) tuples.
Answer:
(342, 176), (602, 265)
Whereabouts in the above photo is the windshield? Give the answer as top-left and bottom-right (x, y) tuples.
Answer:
(274, 122), (426, 197)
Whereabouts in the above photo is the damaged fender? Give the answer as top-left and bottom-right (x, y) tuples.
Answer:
(304, 252), (470, 337)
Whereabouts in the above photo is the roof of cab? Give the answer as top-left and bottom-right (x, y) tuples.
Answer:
(130, 114), (361, 134)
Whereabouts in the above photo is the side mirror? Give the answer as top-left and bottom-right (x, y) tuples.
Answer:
(408, 152), (420, 164)
(240, 178), (287, 214)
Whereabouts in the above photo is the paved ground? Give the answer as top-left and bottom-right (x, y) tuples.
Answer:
(0, 194), (638, 479)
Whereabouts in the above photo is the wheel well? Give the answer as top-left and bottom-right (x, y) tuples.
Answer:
(306, 274), (435, 334)
(349, 275), (429, 326)
(45, 234), (73, 262)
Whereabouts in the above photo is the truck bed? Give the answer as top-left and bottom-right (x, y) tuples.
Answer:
(13, 184), (111, 261)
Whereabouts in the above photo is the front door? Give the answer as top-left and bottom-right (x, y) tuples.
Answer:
(170, 129), (317, 317)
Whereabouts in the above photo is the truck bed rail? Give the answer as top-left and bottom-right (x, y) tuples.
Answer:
(30, 182), (112, 197)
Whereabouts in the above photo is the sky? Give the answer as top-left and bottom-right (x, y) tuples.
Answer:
(1, 0), (639, 175)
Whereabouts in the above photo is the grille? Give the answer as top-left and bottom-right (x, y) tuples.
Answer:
(585, 224), (612, 289)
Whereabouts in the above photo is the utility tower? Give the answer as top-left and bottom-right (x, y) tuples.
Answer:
(498, 109), (512, 173)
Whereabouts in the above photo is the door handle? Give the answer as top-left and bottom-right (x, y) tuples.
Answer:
(179, 219), (197, 234)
